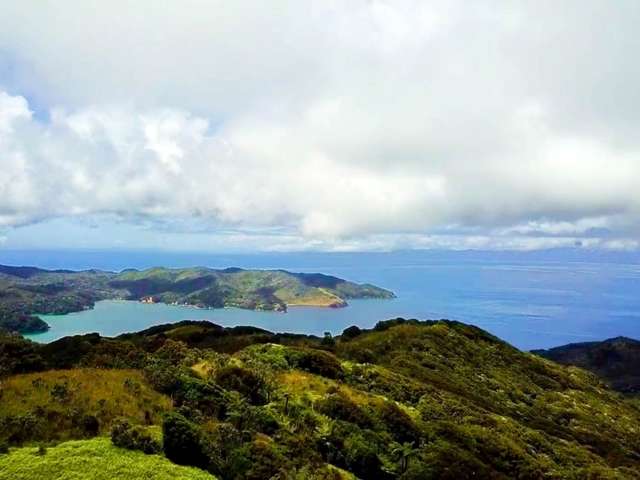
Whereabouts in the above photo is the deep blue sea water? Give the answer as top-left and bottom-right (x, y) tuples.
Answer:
(3, 249), (639, 350)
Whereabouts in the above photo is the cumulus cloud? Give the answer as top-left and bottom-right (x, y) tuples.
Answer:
(0, 1), (639, 249)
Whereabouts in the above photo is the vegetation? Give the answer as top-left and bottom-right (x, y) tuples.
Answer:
(1, 319), (640, 478)
(111, 266), (394, 310)
(534, 336), (640, 393)
(0, 265), (122, 334)
(0, 437), (214, 480)
(0, 264), (393, 333)
(111, 420), (162, 454)
(0, 368), (171, 443)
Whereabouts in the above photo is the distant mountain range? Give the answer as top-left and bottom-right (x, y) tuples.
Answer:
(0, 265), (394, 334)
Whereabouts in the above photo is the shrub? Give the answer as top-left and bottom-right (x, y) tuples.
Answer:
(111, 419), (161, 454)
(415, 440), (494, 480)
(242, 439), (286, 480)
(1, 413), (43, 444)
(321, 332), (335, 347)
(143, 359), (182, 394)
(204, 422), (243, 477)
(81, 414), (100, 437)
(343, 432), (387, 479)
(162, 413), (209, 469)
(50, 382), (70, 403)
(154, 339), (190, 364)
(378, 401), (422, 444)
(252, 406), (280, 435)
(215, 365), (267, 405)
(284, 348), (343, 379)
(0, 440), (8, 454)
(316, 393), (373, 429)
(175, 376), (226, 417)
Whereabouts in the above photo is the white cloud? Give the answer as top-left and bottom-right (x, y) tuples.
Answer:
(0, 1), (639, 250)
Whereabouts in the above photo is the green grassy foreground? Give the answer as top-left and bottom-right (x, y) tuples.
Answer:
(0, 437), (214, 480)
(2, 318), (640, 478)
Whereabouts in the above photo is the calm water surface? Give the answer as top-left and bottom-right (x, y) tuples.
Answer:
(9, 250), (639, 350)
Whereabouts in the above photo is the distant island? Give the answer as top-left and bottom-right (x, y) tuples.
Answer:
(0, 264), (395, 334)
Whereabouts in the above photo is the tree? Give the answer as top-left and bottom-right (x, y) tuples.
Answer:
(321, 332), (335, 347)
(341, 325), (362, 340)
(393, 441), (418, 474)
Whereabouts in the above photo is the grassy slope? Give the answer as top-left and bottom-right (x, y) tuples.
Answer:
(285, 287), (347, 307)
(0, 369), (171, 441)
(0, 437), (215, 480)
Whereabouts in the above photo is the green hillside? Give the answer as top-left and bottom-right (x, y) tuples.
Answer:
(533, 336), (640, 394)
(1, 318), (639, 478)
(0, 266), (122, 334)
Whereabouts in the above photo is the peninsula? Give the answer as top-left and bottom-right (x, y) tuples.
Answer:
(0, 265), (395, 334)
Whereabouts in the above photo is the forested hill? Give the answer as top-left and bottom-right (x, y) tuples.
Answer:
(533, 336), (640, 394)
(1, 318), (640, 478)
(0, 265), (394, 334)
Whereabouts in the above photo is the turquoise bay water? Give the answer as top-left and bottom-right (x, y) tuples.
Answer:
(29, 299), (396, 344)
(10, 249), (640, 350)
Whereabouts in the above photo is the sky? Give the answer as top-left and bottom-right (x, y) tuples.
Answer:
(0, 1), (639, 253)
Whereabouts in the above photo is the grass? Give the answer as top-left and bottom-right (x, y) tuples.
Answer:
(284, 288), (347, 307)
(0, 437), (215, 480)
(0, 369), (172, 440)
(191, 360), (216, 379)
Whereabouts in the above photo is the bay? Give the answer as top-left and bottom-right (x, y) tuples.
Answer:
(9, 249), (640, 350)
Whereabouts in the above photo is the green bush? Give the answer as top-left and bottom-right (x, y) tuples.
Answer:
(252, 406), (280, 435)
(343, 431), (388, 479)
(0, 413), (44, 444)
(316, 393), (373, 429)
(162, 413), (209, 469)
(215, 365), (267, 405)
(80, 414), (100, 437)
(377, 401), (422, 444)
(143, 359), (183, 394)
(110, 419), (161, 454)
(175, 376), (227, 417)
(284, 348), (343, 379)
(242, 439), (287, 480)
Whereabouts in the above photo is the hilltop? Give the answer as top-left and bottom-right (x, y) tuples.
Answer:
(533, 336), (640, 394)
(1, 318), (639, 478)
(0, 265), (394, 334)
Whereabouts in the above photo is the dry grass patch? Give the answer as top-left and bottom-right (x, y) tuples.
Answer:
(0, 368), (171, 442)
